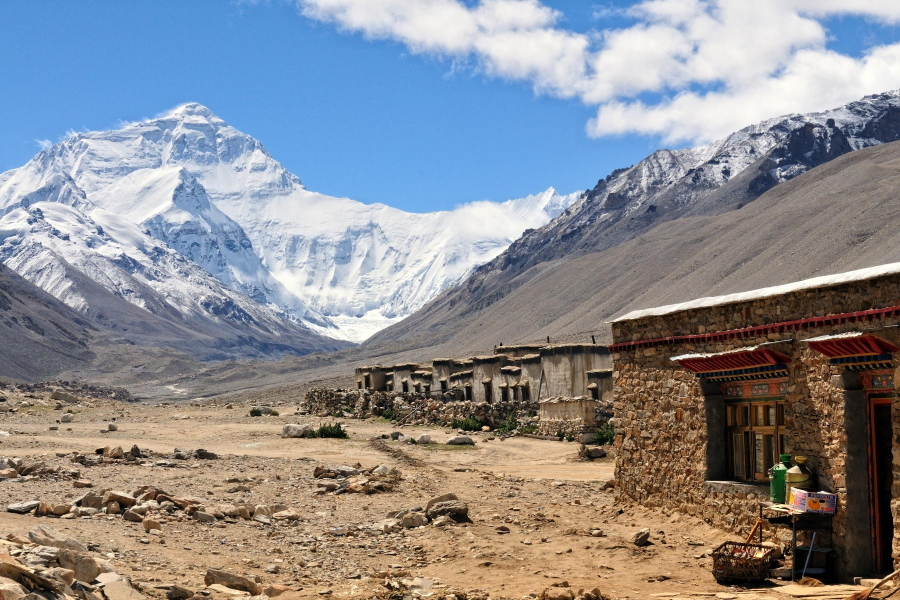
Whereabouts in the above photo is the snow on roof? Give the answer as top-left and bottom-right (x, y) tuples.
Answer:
(670, 345), (764, 362)
(802, 332), (866, 343)
(612, 261), (900, 323)
(669, 341), (786, 362)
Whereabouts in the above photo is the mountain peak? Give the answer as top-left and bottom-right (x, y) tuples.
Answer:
(161, 102), (222, 121)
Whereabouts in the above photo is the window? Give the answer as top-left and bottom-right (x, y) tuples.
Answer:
(500, 387), (509, 402)
(357, 381), (363, 389)
(520, 385), (530, 402)
(364, 375), (371, 389)
(423, 384), (430, 394)
(464, 385), (472, 401)
(401, 380), (409, 393)
(726, 399), (788, 482)
(483, 383), (493, 403)
(589, 386), (599, 401)
(440, 380), (448, 393)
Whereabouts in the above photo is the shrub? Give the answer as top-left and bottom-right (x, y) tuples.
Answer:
(565, 432), (575, 442)
(518, 423), (537, 435)
(380, 407), (395, 421)
(269, 410), (279, 417)
(451, 416), (484, 431)
(314, 422), (348, 439)
(495, 411), (518, 434)
(249, 408), (262, 417)
(592, 423), (615, 446)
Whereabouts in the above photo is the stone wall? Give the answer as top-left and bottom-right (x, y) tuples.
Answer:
(301, 388), (538, 429)
(612, 275), (900, 578)
(537, 396), (614, 441)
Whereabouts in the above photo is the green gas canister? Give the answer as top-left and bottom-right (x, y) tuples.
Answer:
(769, 453), (791, 503)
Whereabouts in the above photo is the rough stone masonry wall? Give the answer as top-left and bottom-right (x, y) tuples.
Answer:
(301, 388), (538, 428)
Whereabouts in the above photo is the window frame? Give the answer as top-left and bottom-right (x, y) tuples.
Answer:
(725, 396), (787, 482)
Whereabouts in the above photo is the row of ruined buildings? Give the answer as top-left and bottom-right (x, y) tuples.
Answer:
(355, 343), (613, 437)
(351, 261), (900, 580)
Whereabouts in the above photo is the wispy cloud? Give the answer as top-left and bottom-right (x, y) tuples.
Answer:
(35, 139), (53, 151)
(292, 0), (900, 145)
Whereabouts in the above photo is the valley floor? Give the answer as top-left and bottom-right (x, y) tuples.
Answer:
(0, 389), (863, 599)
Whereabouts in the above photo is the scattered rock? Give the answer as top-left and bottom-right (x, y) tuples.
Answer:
(57, 548), (103, 583)
(585, 447), (607, 459)
(27, 525), (85, 551)
(203, 569), (262, 595)
(283, 424), (313, 438)
(447, 436), (474, 445)
(399, 512), (428, 528)
(632, 528), (651, 547)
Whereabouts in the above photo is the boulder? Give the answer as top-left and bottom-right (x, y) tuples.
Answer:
(142, 518), (161, 532)
(57, 549), (103, 583)
(123, 509), (143, 523)
(447, 436), (474, 445)
(539, 586), (575, 600)
(192, 511), (217, 524)
(60, 414), (74, 423)
(282, 424), (312, 438)
(107, 423), (118, 432)
(27, 525), (85, 551)
(632, 528), (651, 547)
(415, 434), (432, 445)
(101, 580), (147, 600)
(585, 447), (607, 459)
(192, 449), (218, 460)
(426, 500), (469, 522)
(399, 512), (428, 528)
(102, 491), (136, 508)
(0, 578), (28, 600)
(73, 479), (93, 488)
(44, 567), (76, 586)
(203, 569), (262, 595)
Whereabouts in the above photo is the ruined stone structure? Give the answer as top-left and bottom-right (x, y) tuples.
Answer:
(611, 264), (900, 578)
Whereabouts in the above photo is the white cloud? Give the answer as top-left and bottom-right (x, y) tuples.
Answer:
(35, 139), (53, 151)
(295, 0), (900, 144)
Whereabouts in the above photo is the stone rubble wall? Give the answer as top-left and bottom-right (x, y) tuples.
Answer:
(301, 388), (539, 428)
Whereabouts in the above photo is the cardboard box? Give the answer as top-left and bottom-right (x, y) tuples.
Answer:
(789, 488), (837, 514)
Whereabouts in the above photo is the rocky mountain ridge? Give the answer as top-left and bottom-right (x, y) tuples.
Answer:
(369, 90), (900, 349)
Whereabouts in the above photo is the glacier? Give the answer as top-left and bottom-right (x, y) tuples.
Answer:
(0, 103), (579, 343)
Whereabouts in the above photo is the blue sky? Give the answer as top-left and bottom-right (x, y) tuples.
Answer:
(2, 1), (900, 212)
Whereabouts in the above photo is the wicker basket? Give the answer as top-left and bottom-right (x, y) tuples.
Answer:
(712, 541), (775, 583)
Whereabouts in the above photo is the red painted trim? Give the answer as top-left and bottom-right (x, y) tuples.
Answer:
(807, 335), (900, 358)
(678, 348), (792, 374)
(610, 304), (900, 351)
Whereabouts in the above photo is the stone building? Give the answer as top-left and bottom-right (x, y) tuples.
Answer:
(610, 263), (900, 578)
(449, 369), (474, 400)
(540, 344), (612, 399)
(499, 354), (541, 402)
(411, 369), (433, 394)
(354, 365), (391, 392)
(472, 355), (508, 403)
(390, 363), (420, 394)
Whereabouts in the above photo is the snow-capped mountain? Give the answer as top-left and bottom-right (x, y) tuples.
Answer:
(0, 103), (578, 343)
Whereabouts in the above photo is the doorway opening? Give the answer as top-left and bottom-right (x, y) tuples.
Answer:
(868, 393), (894, 573)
